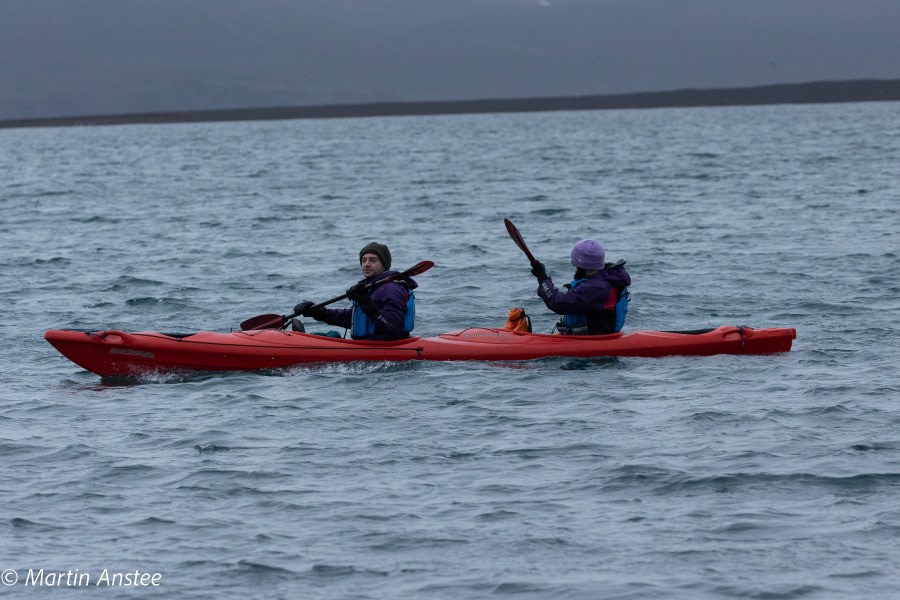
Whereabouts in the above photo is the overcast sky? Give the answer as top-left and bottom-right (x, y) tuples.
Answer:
(1, 0), (899, 120)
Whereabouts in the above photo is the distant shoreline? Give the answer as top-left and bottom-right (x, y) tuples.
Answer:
(2, 79), (898, 130)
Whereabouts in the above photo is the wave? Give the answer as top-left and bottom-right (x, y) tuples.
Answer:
(612, 470), (900, 495)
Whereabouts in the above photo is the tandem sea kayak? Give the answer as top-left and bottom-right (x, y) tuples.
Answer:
(45, 325), (796, 378)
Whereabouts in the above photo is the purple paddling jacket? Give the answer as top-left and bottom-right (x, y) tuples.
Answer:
(537, 262), (631, 334)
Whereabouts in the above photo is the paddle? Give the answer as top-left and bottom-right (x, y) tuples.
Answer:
(504, 218), (538, 266)
(240, 260), (435, 331)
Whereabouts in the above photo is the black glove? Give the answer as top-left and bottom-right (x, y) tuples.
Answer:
(346, 282), (369, 302)
(531, 260), (548, 283)
(294, 301), (314, 316)
(294, 300), (327, 321)
(347, 284), (377, 315)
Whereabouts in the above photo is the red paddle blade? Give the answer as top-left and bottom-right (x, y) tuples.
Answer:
(239, 313), (284, 331)
(405, 260), (434, 277)
(504, 218), (537, 264)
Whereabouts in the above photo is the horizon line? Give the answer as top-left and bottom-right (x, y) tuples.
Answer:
(2, 78), (899, 130)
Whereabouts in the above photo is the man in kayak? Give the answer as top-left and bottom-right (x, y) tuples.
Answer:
(294, 242), (417, 340)
(530, 239), (631, 335)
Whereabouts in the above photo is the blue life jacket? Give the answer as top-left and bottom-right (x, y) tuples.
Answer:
(350, 288), (415, 339)
(614, 288), (629, 333)
(558, 279), (629, 334)
(559, 278), (590, 330)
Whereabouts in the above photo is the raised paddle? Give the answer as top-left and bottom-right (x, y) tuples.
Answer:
(240, 260), (434, 331)
(504, 218), (538, 266)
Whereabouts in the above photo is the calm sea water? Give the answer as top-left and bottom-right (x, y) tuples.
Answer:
(2, 102), (899, 599)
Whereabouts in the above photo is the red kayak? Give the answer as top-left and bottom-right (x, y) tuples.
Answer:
(45, 325), (796, 378)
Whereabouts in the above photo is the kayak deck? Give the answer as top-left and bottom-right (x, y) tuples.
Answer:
(45, 326), (796, 378)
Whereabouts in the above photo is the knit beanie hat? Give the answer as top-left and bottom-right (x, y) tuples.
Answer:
(570, 239), (605, 271)
(359, 242), (392, 270)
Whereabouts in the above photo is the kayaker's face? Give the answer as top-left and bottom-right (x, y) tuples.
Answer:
(360, 253), (385, 278)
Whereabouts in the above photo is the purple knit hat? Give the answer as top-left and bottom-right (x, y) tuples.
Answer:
(570, 239), (605, 270)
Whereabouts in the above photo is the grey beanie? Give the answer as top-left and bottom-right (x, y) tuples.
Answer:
(359, 242), (391, 270)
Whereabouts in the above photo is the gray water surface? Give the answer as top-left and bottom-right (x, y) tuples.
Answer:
(2, 102), (899, 598)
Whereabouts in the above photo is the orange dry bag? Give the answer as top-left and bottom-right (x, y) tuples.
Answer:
(503, 308), (532, 333)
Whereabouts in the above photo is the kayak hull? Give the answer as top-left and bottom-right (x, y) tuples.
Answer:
(45, 326), (796, 378)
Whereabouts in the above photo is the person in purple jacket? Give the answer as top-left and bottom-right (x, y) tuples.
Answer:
(295, 242), (417, 340)
(531, 239), (631, 335)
